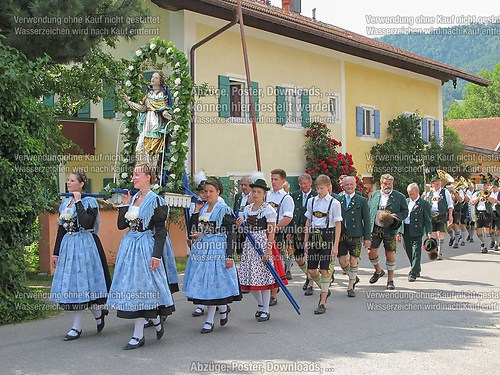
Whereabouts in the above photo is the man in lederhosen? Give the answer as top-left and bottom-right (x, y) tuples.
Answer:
(303, 175), (342, 314)
(471, 177), (493, 253)
(337, 176), (370, 297)
(367, 174), (408, 290)
(426, 174), (453, 260)
(289, 173), (317, 293)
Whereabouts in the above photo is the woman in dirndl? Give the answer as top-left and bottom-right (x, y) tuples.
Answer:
(183, 177), (241, 333)
(50, 169), (111, 341)
(236, 178), (278, 322)
(107, 164), (175, 350)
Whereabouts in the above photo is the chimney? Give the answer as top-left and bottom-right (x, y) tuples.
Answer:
(312, 8), (316, 20)
(282, 0), (291, 13)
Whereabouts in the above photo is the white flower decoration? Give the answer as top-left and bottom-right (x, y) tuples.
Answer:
(59, 212), (73, 221)
(121, 172), (128, 179)
(153, 183), (160, 190)
(170, 141), (176, 146)
(124, 143), (130, 148)
(171, 156), (177, 162)
(173, 107), (181, 113)
(135, 50), (142, 56)
(173, 124), (180, 132)
(173, 91), (179, 98)
(150, 43), (156, 50)
(166, 182), (174, 189)
(169, 173), (176, 180)
(124, 210), (138, 221)
(174, 78), (181, 85)
(128, 65), (134, 71)
(166, 47), (172, 54)
(125, 80), (132, 87)
(175, 62), (180, 68)
(126, 111), (132, 117)
(123, 128), (129, 134)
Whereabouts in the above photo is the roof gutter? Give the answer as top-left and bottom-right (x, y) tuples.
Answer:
(187, 10), (239, 176)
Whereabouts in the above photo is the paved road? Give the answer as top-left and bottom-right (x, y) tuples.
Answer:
(1, 240), (499, 375)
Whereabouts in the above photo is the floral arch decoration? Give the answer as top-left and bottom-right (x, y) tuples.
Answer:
(117, 37), (194, 192)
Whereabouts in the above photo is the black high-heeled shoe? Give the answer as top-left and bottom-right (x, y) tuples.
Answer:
(154, 320), (164, 340)
(96, 309), (108, 333)
(123, 337), (145, 350)
(63, 328), (82, 341)
(200, 322), (214, 334)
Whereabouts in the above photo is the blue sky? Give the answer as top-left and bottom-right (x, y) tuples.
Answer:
(269, 0), (500, 37)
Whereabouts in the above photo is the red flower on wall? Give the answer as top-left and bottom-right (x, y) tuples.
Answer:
(304, 122), (368, 196)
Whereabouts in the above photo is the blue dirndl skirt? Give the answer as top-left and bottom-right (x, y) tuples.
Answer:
(162, 231), (179, 293)
(107, 230), (175, 319)
(50, 230), (108, 310)
(183, 234), (242, 305)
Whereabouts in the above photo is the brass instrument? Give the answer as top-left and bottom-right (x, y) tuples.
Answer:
(437, 169), (455, 184)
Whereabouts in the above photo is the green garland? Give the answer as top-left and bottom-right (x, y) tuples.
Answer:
(117, 37), (194, 193)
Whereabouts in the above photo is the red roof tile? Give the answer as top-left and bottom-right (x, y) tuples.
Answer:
(153, 0), (491, 86)
(446, 118), (500, 151)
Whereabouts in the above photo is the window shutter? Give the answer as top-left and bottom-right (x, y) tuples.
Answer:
(218, 75), (230, 118)
(102, 89), (115, 119)
(422, 117), (428, 142)
(374, 109), (380, 138)
(276, 86), (286, 125)
(356, 106), (363, 136)
(286, 176), (299, 193)
(43, 95), (54, 106)
(434, 120), (440, 139)
(219, 176), (231, 203)
(77, 101), (90, 118)
(301, 91), (310, 127)
(251, 81), (259, 120)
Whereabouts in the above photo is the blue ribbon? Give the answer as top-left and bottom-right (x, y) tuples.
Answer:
(60, 193), (106, 198)
(234, 211), (301, 315)
(111, 188), (139, 195)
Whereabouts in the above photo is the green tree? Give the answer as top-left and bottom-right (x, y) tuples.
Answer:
(425, 125), (468, 179)
(0, 38), (67, 324)
(370, 114), (426, 193)
(1, 0), (149, 63)
(446, 63), (500, 119)
(370, 115), (468, 193)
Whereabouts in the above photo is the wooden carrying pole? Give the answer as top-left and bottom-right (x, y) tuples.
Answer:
(236, 0), (262, 171)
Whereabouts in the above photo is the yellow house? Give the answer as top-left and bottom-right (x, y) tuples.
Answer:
(61, 0), (489, 197)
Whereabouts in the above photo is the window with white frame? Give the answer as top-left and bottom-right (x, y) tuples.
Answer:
(328, 94), (340, 122)
(422, 117), (434, 142)
(229, 78), (248, 119)
(363, 107), (374, 136)
(285, 86), (302, 125)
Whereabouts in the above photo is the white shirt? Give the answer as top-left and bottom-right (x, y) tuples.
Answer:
(239, 192), (250, 212)
(243, 202), (277, 223)
(429, 188), (453, 212)
(472, 191), (488, 211)
(404, 199), (419, 225)
(374, 192), (391, 227)
(302, 190), (312, 206)
(266, 188), (294, 222)
(491, 190), (499, 210)
(305, 194), (342, 228)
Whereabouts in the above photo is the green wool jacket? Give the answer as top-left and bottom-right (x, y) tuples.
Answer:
(399, 197), (432, 237)
(338, 193), (371, 239)
(368, 189), (409, 235)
